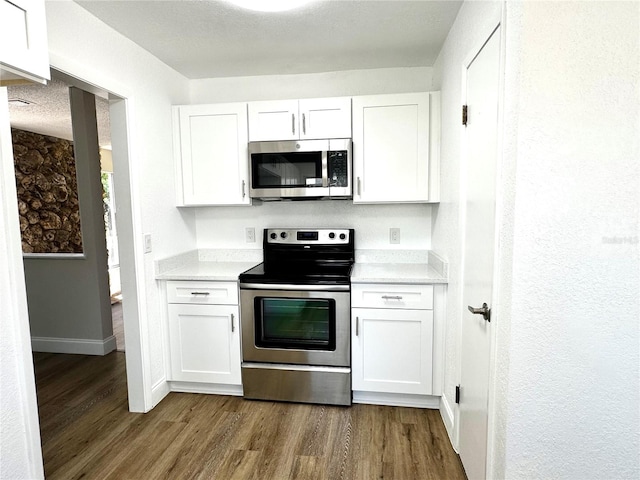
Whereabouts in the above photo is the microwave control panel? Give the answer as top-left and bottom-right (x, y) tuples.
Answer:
(328, 150), (349, 188)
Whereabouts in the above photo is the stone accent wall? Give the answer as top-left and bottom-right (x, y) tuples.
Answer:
(12, 129), (83, 253)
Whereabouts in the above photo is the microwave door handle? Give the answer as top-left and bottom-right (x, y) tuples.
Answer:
(322, 150), (329, 187)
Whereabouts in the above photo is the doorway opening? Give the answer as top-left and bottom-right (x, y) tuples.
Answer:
(8, 74), (122, 352)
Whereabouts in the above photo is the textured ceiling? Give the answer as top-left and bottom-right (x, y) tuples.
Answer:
(8, 77), (112, 148)
(74, 0), (463, 78)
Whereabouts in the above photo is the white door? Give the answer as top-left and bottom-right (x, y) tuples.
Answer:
(458, 26), (501, 480)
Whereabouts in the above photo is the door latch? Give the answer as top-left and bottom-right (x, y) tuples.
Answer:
(468, 303), (491, 322)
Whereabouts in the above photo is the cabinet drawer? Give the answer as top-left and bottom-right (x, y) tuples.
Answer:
(351, 283), (433, 310)
(167, 281), (238, 305)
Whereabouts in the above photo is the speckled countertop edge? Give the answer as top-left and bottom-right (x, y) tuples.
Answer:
(155, 249), (447, 284)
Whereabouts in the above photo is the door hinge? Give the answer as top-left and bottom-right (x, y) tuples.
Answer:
(455, 385), (461, 404)
(462, 105), (468, 126)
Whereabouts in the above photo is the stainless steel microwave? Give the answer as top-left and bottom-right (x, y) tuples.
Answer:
(248, 139), (352, 200)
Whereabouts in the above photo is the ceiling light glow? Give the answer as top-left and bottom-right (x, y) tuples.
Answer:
(226, 0), (313, 13)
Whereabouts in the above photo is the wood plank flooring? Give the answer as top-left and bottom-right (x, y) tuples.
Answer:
(111, 300), (124, 351)
(33, 351), (467, 480)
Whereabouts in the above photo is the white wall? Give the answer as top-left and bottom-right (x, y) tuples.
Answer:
(191, 66), (433, 103)
(430, 0), (503, 446)
(196, 202), (431, 251)
(44, 0), (194, 409)
(191, 67), (434, 251)
(493, 3), (640, 479)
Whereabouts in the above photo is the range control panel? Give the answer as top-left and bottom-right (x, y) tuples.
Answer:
(265, 228), (351, 245)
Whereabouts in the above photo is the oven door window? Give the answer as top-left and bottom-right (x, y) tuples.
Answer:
(251, 152), (323, 189)
(255, 297), (336, 351)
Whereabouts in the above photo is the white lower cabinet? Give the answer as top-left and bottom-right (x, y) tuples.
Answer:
(351, 308), (433, 395)
(166, 281), (241, 387)
(351, 283), (436, 405)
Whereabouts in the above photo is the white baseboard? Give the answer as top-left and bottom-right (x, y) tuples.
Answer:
(151, 378), (171, 409)
(31, 335), (117, 355)
(352, 391), (440, 409)
(169, 382), (243, 396)
(440, 392), (458, 452)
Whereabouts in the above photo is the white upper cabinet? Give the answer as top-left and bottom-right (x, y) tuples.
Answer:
(352, 92), (440, 204)
(248, 97), (351, 141)
(173, 103), (250, 206)
(299, 97), (352, 140)
(0, 0), (50, 85)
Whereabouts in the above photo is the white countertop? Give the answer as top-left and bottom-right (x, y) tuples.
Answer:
(155, 261), (258, 282)
(155, 249), (448, 284)
(350, 263), (447, 284)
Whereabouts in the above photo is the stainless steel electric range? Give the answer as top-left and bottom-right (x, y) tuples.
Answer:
(239, 228), (354, 406)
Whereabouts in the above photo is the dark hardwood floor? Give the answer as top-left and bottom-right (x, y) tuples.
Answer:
(33, 351), (467, 479)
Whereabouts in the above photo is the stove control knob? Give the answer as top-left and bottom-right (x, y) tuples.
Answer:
(280, 232), (288, 239)
(270, 232), (277, 240)
(329, 232), (336, 239)
(339, 233), (346, 240)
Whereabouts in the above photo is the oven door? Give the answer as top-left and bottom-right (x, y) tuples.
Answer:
(240, 286), (350, 367)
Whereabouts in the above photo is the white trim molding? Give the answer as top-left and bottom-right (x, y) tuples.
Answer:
(440, 392), (458, 452)
(169, 382), (243, 397)
(31, 335), (116, 355)
(353, 391), (440, 409)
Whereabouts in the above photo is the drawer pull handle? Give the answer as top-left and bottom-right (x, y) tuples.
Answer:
(190, 291), (210, 296)
(231, 313), (235, 332)
(382, 295), (403, 300)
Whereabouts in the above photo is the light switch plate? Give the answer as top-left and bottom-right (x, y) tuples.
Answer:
(143, 233), (152, 253)
(246, 227), (256, 243)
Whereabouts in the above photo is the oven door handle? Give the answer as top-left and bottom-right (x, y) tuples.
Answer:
(240, 282), (350, 292)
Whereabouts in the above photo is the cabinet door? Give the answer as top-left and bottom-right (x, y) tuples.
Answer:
(352, 308), (433, 395)
(168, 304), (241, 384)
(299, 97), (351, 140)
(248, 100), (299, 141)
(175, 103), (250, 206)
(0, 0), (50, 85)
(352, 93), (430, 203)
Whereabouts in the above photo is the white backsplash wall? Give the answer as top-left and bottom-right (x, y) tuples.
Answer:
(194, 202), (432, 251)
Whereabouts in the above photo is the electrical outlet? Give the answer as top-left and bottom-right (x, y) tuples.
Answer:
(246, 227), (256, 243)
(143, 233), (152, 253)
(390, 228), (400, 244)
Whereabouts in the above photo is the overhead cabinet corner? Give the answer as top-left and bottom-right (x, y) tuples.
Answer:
(0, 0), (50, 85)
(352, 92), (440, 204)
(173, 103), (250, 206)
(248, 97), (352, 141)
